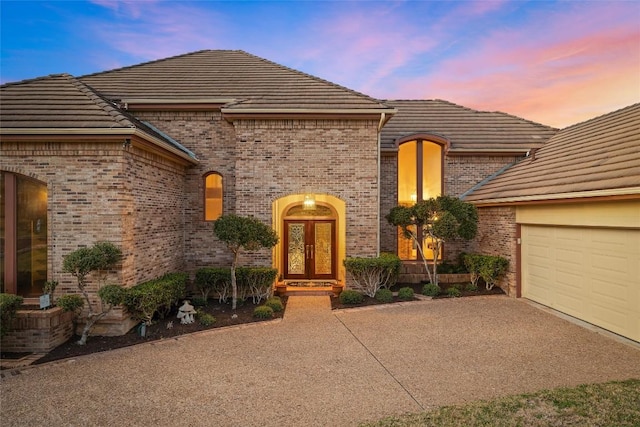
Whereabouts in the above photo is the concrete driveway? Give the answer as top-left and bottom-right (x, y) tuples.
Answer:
(2, 296), (639, 426)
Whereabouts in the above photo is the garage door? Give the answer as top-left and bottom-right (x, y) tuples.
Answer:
(522, 225), (640, 343)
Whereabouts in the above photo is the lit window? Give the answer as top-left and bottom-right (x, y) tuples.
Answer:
(397, 139), (443, 261)
(204, 173), (223, 221)
(1, 172), (48, 297)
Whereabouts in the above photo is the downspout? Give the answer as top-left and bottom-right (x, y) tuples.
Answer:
(376, 113), (386, 256)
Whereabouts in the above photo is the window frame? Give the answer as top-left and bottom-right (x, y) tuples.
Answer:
(203, 172), (224, 221)
(1, 171), (48, 297)
(396, 135), (448, 261)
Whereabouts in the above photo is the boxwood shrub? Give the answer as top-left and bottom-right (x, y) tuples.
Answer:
(0, 293), (23, 337)
(375, 289), (394, 303)
(339, 289), (364, 305)
(422, 283), (441, 297)
(253, 305), (274, 319)
(397, 287), (414, 301)
(264, 296), (284, 312)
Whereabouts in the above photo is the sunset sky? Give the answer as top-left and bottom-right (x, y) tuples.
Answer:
(1, 0), (639, 128)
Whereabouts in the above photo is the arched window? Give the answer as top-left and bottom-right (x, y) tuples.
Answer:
(1, 172), (48, 297)
(204, 172), (223, 221)
(397, 137), (444, 261)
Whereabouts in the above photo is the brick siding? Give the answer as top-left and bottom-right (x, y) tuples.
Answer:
(1, 139), (189, 335)
(469, 206), (518, 295)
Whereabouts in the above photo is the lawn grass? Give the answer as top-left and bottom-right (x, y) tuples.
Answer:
(362, 379), (640, 427)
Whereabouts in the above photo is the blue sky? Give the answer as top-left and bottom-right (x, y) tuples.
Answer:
(1, 0), (639, 127)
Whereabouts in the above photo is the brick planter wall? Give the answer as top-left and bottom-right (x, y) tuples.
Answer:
(1, 307), (74, 353)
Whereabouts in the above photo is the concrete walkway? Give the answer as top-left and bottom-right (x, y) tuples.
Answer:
(2, 296), (640, 426)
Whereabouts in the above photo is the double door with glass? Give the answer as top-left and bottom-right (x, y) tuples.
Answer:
(284, 220), (335, 280)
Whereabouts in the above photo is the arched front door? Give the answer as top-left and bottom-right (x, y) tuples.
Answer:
(284, 220), (335, 280)
(283, 202), (336, 280)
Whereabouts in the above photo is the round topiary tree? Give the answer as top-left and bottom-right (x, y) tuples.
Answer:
(386, 195), (478, 287)
(213, 215), (279, 310)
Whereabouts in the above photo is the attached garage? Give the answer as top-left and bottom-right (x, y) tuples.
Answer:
(519, 202), (640, 343)
(464, 104), (640, 343)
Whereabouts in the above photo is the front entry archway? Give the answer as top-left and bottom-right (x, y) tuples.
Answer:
(272, 194), (345, 284)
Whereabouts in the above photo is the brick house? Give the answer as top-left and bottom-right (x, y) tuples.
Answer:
(5, 49), (633, 342)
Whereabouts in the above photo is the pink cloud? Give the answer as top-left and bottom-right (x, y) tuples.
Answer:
(387, 3), (640, 127)
(86, 1), (227, 64)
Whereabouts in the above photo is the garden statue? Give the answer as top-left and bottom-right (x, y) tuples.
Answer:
(177, 300), (196, 324)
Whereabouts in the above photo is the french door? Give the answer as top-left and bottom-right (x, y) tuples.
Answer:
(284, 220), (335, 280)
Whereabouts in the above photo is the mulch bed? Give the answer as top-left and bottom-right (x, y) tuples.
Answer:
(24, 298), (287, 366)
(330, 282), (505, 310)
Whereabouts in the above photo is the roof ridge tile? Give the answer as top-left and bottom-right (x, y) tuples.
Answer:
(66, 75), (135, 128)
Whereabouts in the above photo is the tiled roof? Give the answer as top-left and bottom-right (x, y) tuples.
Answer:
(463, 103), (640, 203)
(380, 99), (557, 152)
(80, 50), (392, 112)
(0, 74), (197, 161)
(1, 73), (136, 129)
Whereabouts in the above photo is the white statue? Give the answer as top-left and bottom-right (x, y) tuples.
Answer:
(177, 300), (196, 324)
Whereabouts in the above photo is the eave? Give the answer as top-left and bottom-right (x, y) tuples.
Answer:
(0, 128), (198, 165)
(119, 99), (234, 112)
(468, 187), (640, 207)
(221, 107), (397, 122)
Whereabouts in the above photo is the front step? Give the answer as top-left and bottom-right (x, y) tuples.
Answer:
(283, 286), (334, 297)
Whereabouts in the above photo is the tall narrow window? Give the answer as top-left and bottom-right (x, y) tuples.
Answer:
(204, 172), (223, 221)
(397, 139), (443, 261)
(1, 172), (48, 297)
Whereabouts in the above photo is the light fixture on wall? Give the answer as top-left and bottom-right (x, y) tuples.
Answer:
(303, 194), (316, 210)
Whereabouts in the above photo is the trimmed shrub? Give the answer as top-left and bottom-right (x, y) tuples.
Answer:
(344, 253), (401, 297)
(375, 289), (394, 303)
(196, 266), (278, 304)
(236, 267), (278, 304)
(264, 296), (284, 312)
(339, 290), (364, 305)
(465, 282), (479, 292)
(0, 293), (24, 337)
(123, 272), (187, 325)
(463, 253), (509, 290)
(253, 305), (274, 319)
(446, 286), (462, 298)
(422, 283), (441, 297)
(57, 294), (84, 313)
(438, 261), (468, 274)
(190, 296), (208, 307)
(195, 267), (231, 302)
(397, 287), (414, 301)
(196, 311), (216, 326)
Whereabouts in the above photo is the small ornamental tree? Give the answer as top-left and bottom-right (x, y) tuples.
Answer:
(386, 195), (478, 287)
(213, 215), (279, 310)
(62, 241), (126, 345)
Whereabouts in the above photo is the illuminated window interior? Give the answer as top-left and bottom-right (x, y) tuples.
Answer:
(204, 173), (223, 221)
(397, 139), (443, 261)
(1, 172), (48, 297)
